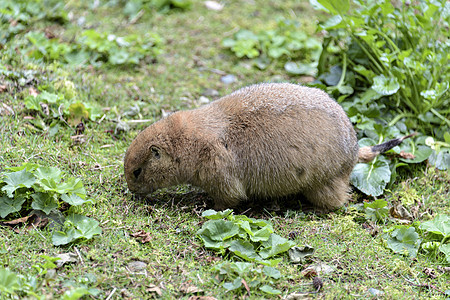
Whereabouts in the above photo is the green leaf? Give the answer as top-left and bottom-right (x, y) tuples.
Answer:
(228, 240), (261, 261)
(420, 215), (450, 238)
(351, 156), (391, 196)
(428, 150), (450, 170)
(52, 228), (77, 246)
(259, 284), (281, 295)
(371, 75), (400, 96)
(57, 178), (86, 197)
(0, 268), (19, 294)
(259, 234), (295, 259)
(284, 62), (316, 76)
(61, 194), (92, 206)
(67, 214), (102, 239)
(0, 195), (25, 218)
(1, 169), (36, 197)
(385, 226), (421, 258)
(223, 277), (242, 291)
(5, 163), (39, 172)
(31, 192), (59, 214)
(439, 244), (450, 263)
(202, 209), (233, 220)
(250, 226), (272, 242)
(63, 287), (92, 300)
(34, 167), (62, 183)
(310, 0), (349, 14)
(399, 146), (433, 164)
(263, 266), (281, 279)
(288, 245), (315, 263)
(197, 219), (239, 242)
(364, 199), (389, 222)
(230, 262), (253, 276)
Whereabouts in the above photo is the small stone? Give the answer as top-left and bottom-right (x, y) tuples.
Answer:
(127, 260), (147, 272)
(221, 74), (236, 84)
(202, 88), (219, 97)
(368, 287), (384, 297)
(205, 1), (224, 11)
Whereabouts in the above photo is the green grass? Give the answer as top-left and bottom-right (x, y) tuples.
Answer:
(1, 0), (449, 299)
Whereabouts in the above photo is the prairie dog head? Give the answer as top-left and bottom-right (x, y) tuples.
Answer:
(124, 120), (179, 196)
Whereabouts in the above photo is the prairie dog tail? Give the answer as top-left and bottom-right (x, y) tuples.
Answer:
(358, 133), (417, 163)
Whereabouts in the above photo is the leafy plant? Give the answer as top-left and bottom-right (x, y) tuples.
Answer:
(24, 29), (163, 66)
(122, 0), (192, 18)
(383, 214), (450, 262)
(212, 262), (282, 296)
(0, 163), (101, 245)
(222, 18), (322, 73)
(0, 0), (67, 45)
(197, 209), (295, 266)
(312, 0), (449, 130)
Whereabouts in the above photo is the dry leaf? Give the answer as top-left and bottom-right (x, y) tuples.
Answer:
(180, 283), (203, 294)
(55, 252), (78, 268)
(188, 297), (217, 300)
(423, 267), (437, 279)
(390, 203), (412, 221)
(131, 230), (152, 243)
(147, 284), (162, 296)
(0, 103), (14, 116)
(2, 215), (32, 225)
(0, 84), (7, 92)
(29, 87), (39, 97)
(399, 151), (416, 160)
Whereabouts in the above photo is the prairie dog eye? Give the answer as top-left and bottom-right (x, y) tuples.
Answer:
(133, 168), (142, 179)
(150, 146), (161, 159)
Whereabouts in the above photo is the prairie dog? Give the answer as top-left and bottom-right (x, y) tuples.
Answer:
(124, 83), (413, 210)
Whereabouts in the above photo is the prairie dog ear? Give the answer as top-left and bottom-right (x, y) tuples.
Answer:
(150, 145), (161, 159)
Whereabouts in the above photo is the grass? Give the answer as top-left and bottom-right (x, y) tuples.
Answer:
(1, 0), (449, 299)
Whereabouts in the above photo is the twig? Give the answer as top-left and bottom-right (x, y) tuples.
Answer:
(105, 287), (117, 300)
(74, 247), (84, 266)
(403, 276), (445, 294)
(31, 223), (47, 240)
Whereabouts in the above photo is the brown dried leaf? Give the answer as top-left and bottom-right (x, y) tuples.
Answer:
(188, 297), (217, 300)
(0, 84), (7, 92)
(399, 151), (416, 160)
(301, 267), (318, 278)
(146, 284), (162, 296)
(2, 215), (32, 225)
(180, 283), (203, 294)
(390, 203), (412, 221)
(29, 87), (39, 97)
(131, 230), (152, 243)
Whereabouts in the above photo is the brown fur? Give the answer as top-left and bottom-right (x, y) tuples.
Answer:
(124, 83), (411, 210)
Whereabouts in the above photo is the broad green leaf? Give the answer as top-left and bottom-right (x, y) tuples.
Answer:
(0, 268), (19, 294)
(385, 226), (421, 258)
(263, 266), (281, 279)
(56, 178), (86, 197)
(34, 167), (62, 183)
(230, 262), (253, 276)
(202, 209), (233, 220)
(420, 215), (450, 237)
(228, 240), (261, 261)
(259, 285), (281, 295)
(350, 156), (391, 196)
(52, 228), (77, 246)
(250, 226), (272, 242)
(63, 287), (92, 300)
(399, 146), (433, 164)
(372, 75), (400, 96)
(0, 195), (25, 218)
(422, 241), (440, 253)
(5, 163), (39, 172)
(31, 193), (58, 214)
(310, 0), (349, 14)
(439, 244), (450, 263)
(428, 150), (450, 170)
(37, 177), (58, 193)
(67, 214), (102, 239)
(288, 245), (315, 263)
(1, 169), (36, 197)
(284, 62), (316, 76)
(197, 219), (239, 241)
(364, 199), (389, 222)
(259, 234), (295, 259)
(61, 194), (92, 206)
(199, 235), (226, 251)
(223, 277), (242, 291)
